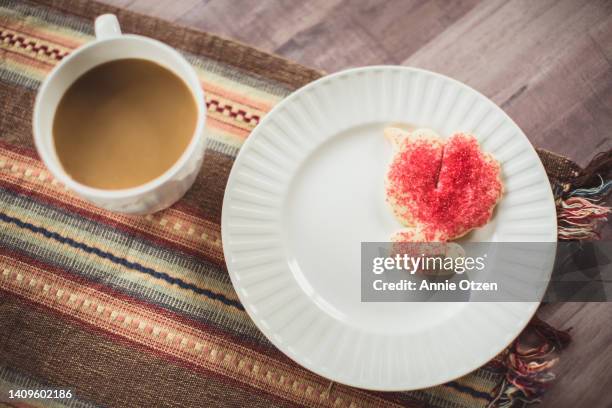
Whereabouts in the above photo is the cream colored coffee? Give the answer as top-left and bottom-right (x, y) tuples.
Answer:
(53, 58), (197, 190)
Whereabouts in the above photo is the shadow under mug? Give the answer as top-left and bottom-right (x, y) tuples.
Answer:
(33, 14), (207, 215)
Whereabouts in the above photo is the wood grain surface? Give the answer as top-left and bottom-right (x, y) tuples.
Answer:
(99, 1), (612, 407)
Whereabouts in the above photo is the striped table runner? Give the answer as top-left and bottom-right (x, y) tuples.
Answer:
(0, 1), (576, 407)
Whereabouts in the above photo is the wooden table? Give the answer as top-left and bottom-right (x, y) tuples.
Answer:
(101, 1), (612, 406)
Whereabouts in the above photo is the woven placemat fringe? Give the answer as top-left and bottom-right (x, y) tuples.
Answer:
(489, 149), (610, 407)
(490, 317), (572, 408)
(555, 149), (612, 240)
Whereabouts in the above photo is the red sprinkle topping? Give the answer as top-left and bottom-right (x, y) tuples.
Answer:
(387, 133), (503, 241)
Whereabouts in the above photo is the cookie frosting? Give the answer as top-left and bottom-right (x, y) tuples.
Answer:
(385, 127), (503, 242)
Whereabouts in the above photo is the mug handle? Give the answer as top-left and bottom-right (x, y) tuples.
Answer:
(95, 14), (122, 40)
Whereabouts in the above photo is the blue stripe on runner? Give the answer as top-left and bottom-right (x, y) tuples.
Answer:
(444, 381), (493, 401)
(0, 211), (245, 311)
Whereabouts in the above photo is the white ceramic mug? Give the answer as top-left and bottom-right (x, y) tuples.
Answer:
(33, 14), (206, 215)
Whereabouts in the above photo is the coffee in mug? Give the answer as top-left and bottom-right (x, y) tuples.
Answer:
(53, 58), (198, 190)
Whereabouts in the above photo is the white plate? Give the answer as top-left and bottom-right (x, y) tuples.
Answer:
(221, 66), (557, 391)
